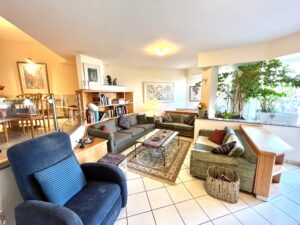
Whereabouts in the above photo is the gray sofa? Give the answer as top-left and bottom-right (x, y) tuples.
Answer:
(190, 129), (257, 193)
(88, 113), (155, 154)
(157, 113), (194, 138)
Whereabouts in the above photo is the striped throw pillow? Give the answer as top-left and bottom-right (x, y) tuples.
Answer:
(212, 141), (236, 154)
(34, 155), (87, 206)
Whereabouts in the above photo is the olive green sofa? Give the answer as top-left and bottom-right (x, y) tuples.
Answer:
(156, 113), (194, 138)
(190, 129), (257, 193)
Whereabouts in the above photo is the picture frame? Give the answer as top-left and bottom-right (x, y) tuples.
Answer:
(83, 63), (102, 89)
(143, 82), (174, 103)
(189, 86), (201, 102)
(17, 62), (50, 94)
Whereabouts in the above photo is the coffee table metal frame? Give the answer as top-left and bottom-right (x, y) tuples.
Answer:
(134, 129), (180, 166)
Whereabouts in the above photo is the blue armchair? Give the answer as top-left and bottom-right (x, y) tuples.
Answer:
(7, 132), (127, 225)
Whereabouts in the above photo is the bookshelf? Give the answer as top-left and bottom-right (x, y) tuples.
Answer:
(76, 89), (134, 123)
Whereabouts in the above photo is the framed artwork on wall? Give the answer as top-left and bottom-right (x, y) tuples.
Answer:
(17, 62), (50, 94)
(143, 82), (174, 102)
(83, 63), (102, 89)
(189, 86), (201, 102)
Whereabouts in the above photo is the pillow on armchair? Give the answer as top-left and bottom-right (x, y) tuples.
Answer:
(208, 129), (226, 145)
(34, 155), (87, 206)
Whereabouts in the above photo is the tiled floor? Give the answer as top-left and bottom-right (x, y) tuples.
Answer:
(115, 143), (300, 225)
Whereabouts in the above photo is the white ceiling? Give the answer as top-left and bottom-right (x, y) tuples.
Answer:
(1, 0), (300, 69)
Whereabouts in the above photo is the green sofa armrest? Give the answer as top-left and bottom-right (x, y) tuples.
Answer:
(198, 129), (214, 137)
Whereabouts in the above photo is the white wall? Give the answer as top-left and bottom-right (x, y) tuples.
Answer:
(194, 119), (300, 164)
(103, 65), (187, 115)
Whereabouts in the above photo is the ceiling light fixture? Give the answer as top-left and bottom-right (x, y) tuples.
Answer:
(144, 40), (180, 57)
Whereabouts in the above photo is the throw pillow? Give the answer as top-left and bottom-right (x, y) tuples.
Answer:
(208, 129), (226, 145)
(137, 114), (147, 124)
(222, 127), (235, 144)
(184, 115), (195, 125)
(118, 116), (131, 129)
(102, 125), (110, 132)
(212, 141), (236, 154)
(162, 114), (172, 122)
(34, 155), (87, 206)
(226, 135), (245, 157)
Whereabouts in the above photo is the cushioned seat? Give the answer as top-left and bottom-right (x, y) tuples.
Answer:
(159, 122), (193, 131)
(113, 132), (132, 145)
(65, 182), (121, 225)
(118, 127), (144, 136)
(135, 123), (155, 131)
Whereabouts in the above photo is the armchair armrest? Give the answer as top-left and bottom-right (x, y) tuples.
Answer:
(15, 200), (83, 225)
(81, 163), (127, 207)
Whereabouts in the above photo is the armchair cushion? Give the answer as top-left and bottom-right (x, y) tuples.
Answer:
(64, 182), (121, 225)
(81, 163), (128, 207)
(34, 155), (86, 206)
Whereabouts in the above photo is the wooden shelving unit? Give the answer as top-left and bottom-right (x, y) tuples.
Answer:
(240, 125), (292, 201)
(76, 89), (134, 123)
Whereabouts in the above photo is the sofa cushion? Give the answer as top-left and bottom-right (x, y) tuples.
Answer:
(118, 116), (131, 129)
(102, 120), (118, 133)
(118, 127), (144, 137)
(160, 122), (193, 131)
(227, 134), (245, 157)
(137, 114), (147, 124)
(64, 182), (121, 225)
(162, 114), (173, 122)
(102, 125), (110, 132)
(212, 141), (236, 154)
(170, 114), (181, 123)
(135, 123), (155, 131)
(128, 115), (138, 126)
(34, 155), (87, 206)
(223, 127), (235, 144)
(195, 136), (219, 149)
(183, 115), (195, 125)
(113, 132), (132, 146)
(208, 129), (226, 145)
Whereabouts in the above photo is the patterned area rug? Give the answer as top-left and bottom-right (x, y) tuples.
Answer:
(127, 139), (192, 183)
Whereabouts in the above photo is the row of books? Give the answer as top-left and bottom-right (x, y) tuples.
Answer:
(86, 105), (129, 123)
(92, 94), (112, 106)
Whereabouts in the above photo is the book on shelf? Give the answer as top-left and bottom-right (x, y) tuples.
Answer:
(86, 109), (106, 123)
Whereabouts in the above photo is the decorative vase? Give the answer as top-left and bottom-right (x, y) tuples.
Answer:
(198, 108), (205, 118)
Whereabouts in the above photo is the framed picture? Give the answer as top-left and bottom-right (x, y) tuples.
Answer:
(83, 63), (102, 89)
(143, 82), (174, 102)
(17, 62), (50, 94)
(189, 86), (201, 102)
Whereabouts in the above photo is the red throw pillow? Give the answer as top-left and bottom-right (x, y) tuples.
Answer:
(102, 125), (110, 133)
(208, 129), (226, 144)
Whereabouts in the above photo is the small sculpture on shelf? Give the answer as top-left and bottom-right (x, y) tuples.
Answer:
(113, 78), (117, 85)
(106, 75), (112, 85)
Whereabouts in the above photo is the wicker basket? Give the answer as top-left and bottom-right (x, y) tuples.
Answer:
(206, 166), (240, 203)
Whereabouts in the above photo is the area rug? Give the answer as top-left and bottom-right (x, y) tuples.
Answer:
(127, 139), (191, 183)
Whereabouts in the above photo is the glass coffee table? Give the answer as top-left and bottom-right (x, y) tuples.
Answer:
(134, 129), (179, 166)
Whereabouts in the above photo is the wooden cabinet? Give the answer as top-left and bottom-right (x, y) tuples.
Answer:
(240, 125), (292, 201)
(76, 89), (134, 123)
(74, 138), (108, 164)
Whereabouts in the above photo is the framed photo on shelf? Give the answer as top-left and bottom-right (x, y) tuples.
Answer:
(83, 63), (102, 89)
(189, 86), (201, 102)
(143, 82), (174, 103)
(17, 62), (50, 94)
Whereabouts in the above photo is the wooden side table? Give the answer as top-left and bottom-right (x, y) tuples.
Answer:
(74, 138), (108, 164)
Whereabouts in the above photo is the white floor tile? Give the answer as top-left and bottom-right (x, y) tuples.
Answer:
(114, 218), (127, 225)
(127, 192), (151, 216)
(178, 168), (195, 182)
(271, 196), (300, 222)
(184, 179), (207, 197)
(127, 171), (141, 180)
(283, 190), (300, 204)
(117, 207), (127, 220)
(201, 222), (213, 225)
(175, 199), (209, 225)
(239, 192), (262, 206)
(213, 214), (242, 225)
(166, 183), (193, 203)
(127, 178), (145, 195)
(164, 177), (181, 187)
(234, 207), (270, 225)
(222, 198), (249, 212)
(153, 205), (184, 225)
(253, 202), (298, 225)
(147, 187), (173, 209)
(196, 195), (230, 220)
(127, 212), (156, 225)
(143, 177), (164, 191)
